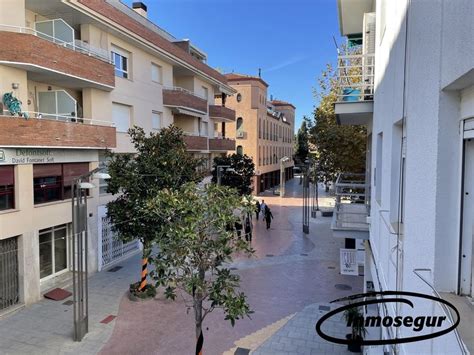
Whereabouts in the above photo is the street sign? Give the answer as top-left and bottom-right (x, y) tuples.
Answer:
(340, 248), (358, 275)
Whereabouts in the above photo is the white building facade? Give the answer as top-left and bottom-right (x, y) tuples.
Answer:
(334, 0), (474, 353)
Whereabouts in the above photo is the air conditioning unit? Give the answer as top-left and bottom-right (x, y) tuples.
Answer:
(236, 131), (245, 138)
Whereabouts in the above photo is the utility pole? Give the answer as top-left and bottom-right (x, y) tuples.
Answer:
(302, 159), (310, 234)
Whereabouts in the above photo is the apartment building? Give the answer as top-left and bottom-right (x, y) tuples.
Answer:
(220, 73), (295, 193)
(333, 0), (474, 353)
(0, 0), (236, 312)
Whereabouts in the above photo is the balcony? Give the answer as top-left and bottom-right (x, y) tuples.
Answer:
(209, 138), (235, 151)
(335, 53), (374, 125)
(337, 0), (375, 36)
(331, 173), (369, 239)
(208, 105), (236, 122)
(0, 113), (116, 149)
(163, 87), (208, 116)
(0, 25), (114, 90)
(183, 134), (208, 151)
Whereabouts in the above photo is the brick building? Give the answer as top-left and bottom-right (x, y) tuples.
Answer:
(218, 73), (295, 193)
(0, 0), (236, 311)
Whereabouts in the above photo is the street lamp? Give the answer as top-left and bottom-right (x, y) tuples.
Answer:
(302, 158), (310, 234)
(72, 166), (110, 342)
(311, 159), (319, 218)
(280, 156), (290, 197)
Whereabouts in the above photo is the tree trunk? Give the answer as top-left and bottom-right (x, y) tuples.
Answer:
(194, 268), (205, 355)
(139, 243), (151, 291)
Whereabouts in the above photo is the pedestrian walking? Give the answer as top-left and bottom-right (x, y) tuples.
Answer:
(235, 219), (243, 238)
(244, 214), (252, 241)
(260, 200), (267, 222)
(255, 200), (261, 220)
(264, 207), (273, 230)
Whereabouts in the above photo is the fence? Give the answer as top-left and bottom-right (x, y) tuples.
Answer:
(0, 237), (19, 311)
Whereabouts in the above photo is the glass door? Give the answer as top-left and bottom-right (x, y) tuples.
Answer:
(461, 138), (474, 297)
(39, 224), (69, 280)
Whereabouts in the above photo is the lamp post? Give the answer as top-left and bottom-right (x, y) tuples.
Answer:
(72, 167), (110, 342)
(279, 156), (290, 197)
(302, 158), (310, 234)
(311, 159), (319, 218)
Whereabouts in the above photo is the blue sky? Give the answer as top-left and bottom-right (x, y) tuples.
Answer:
(124, 0), (342, 132)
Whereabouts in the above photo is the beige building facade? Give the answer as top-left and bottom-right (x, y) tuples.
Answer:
(0, 0), (236, 312)
(221, 74), (295, 193)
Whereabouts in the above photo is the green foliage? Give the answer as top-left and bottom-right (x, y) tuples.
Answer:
(146, 183), (255, 336)
(310, 63), (366, 184)
(211, 154), (255, 195)
(106, 125), (204, 250)
(294, 120), (310, 164)
(343, 305), (367, 340)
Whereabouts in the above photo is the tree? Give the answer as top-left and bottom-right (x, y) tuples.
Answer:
(106, 126), (203, 294)
(294, 120), (310, 164)
(310, 63), (366, 186)
(147, 183), (255, 354)
(211, 154), (255, 195)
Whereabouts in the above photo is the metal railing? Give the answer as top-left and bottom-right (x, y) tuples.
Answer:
(0, 24), (111, 63)
(333, 173), (369, 231)
(0, 237), (20, 311)
(163, 86), (207, 100)
(413, 269), (469, 354)
(1, 109), (115, 127)
(336, 53), (375, 102)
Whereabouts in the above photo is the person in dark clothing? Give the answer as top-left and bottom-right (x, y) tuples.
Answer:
(235, 220), (243, 238)
(255, 201), (261, 220)
(264, 207), (273, 230)
(244, 214), (252, 241)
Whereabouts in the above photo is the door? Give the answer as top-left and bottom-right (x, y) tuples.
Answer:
(460, 138), (474, 296)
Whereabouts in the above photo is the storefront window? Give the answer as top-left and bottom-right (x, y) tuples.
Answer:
(39, 224), (69, 279)
(0, 165), (15, 210)
(33, 163), (89, 204)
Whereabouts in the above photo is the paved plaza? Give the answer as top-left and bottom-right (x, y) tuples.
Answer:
(0, 177), (363, 354)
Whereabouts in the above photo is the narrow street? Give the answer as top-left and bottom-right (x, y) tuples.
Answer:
(0, 177), (363, 354)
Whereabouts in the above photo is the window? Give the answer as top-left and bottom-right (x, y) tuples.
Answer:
(200, 121), (208, 137)
(33, 163), (89, 204)
(259, 119), (262, 139)
(112, 103), (131, 133)
(38, 90), (77, 119)
(202, 86), (209, 100)
(237, 146), (243, 155)
(236, 93), (242, 102)
(0, 166), (14, 211)
(236, 117), (243, 136)
(152, 111), (162, 130)
(39, 224), (69, 279)
(151, 63), (162, 83)
(111, 46), (129, 79)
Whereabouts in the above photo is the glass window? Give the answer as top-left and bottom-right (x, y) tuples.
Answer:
(33, 163), (62, 204)
(112, 103), (131, 133)
(33, 163), (89, 204)
(237, 145), (243, 155)
(111, 47), (129, 79)
(151, 63), (162, 83)
(39, 224), (69, 279)
(202, 87), (209, 100)
(152, 111), (162, 130)
(0, 166), (14, 211)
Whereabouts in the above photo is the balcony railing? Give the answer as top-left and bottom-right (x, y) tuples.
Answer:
(209, 137), (235, 151)
(1, 109), (114, 127)
(336, 53), (374, 102)
(333, 173), (369, 232)
(0, 24), (111, 63)
(208, 105), (236, 122)
(163, 87), (208, 114)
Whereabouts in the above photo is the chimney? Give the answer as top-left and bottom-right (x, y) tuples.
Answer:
(258, 68), (261, 78)
(132, 2), (147, 18)
(270, 94), (273, 101)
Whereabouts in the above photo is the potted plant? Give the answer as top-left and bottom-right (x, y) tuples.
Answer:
(343, 305), (367, 353)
